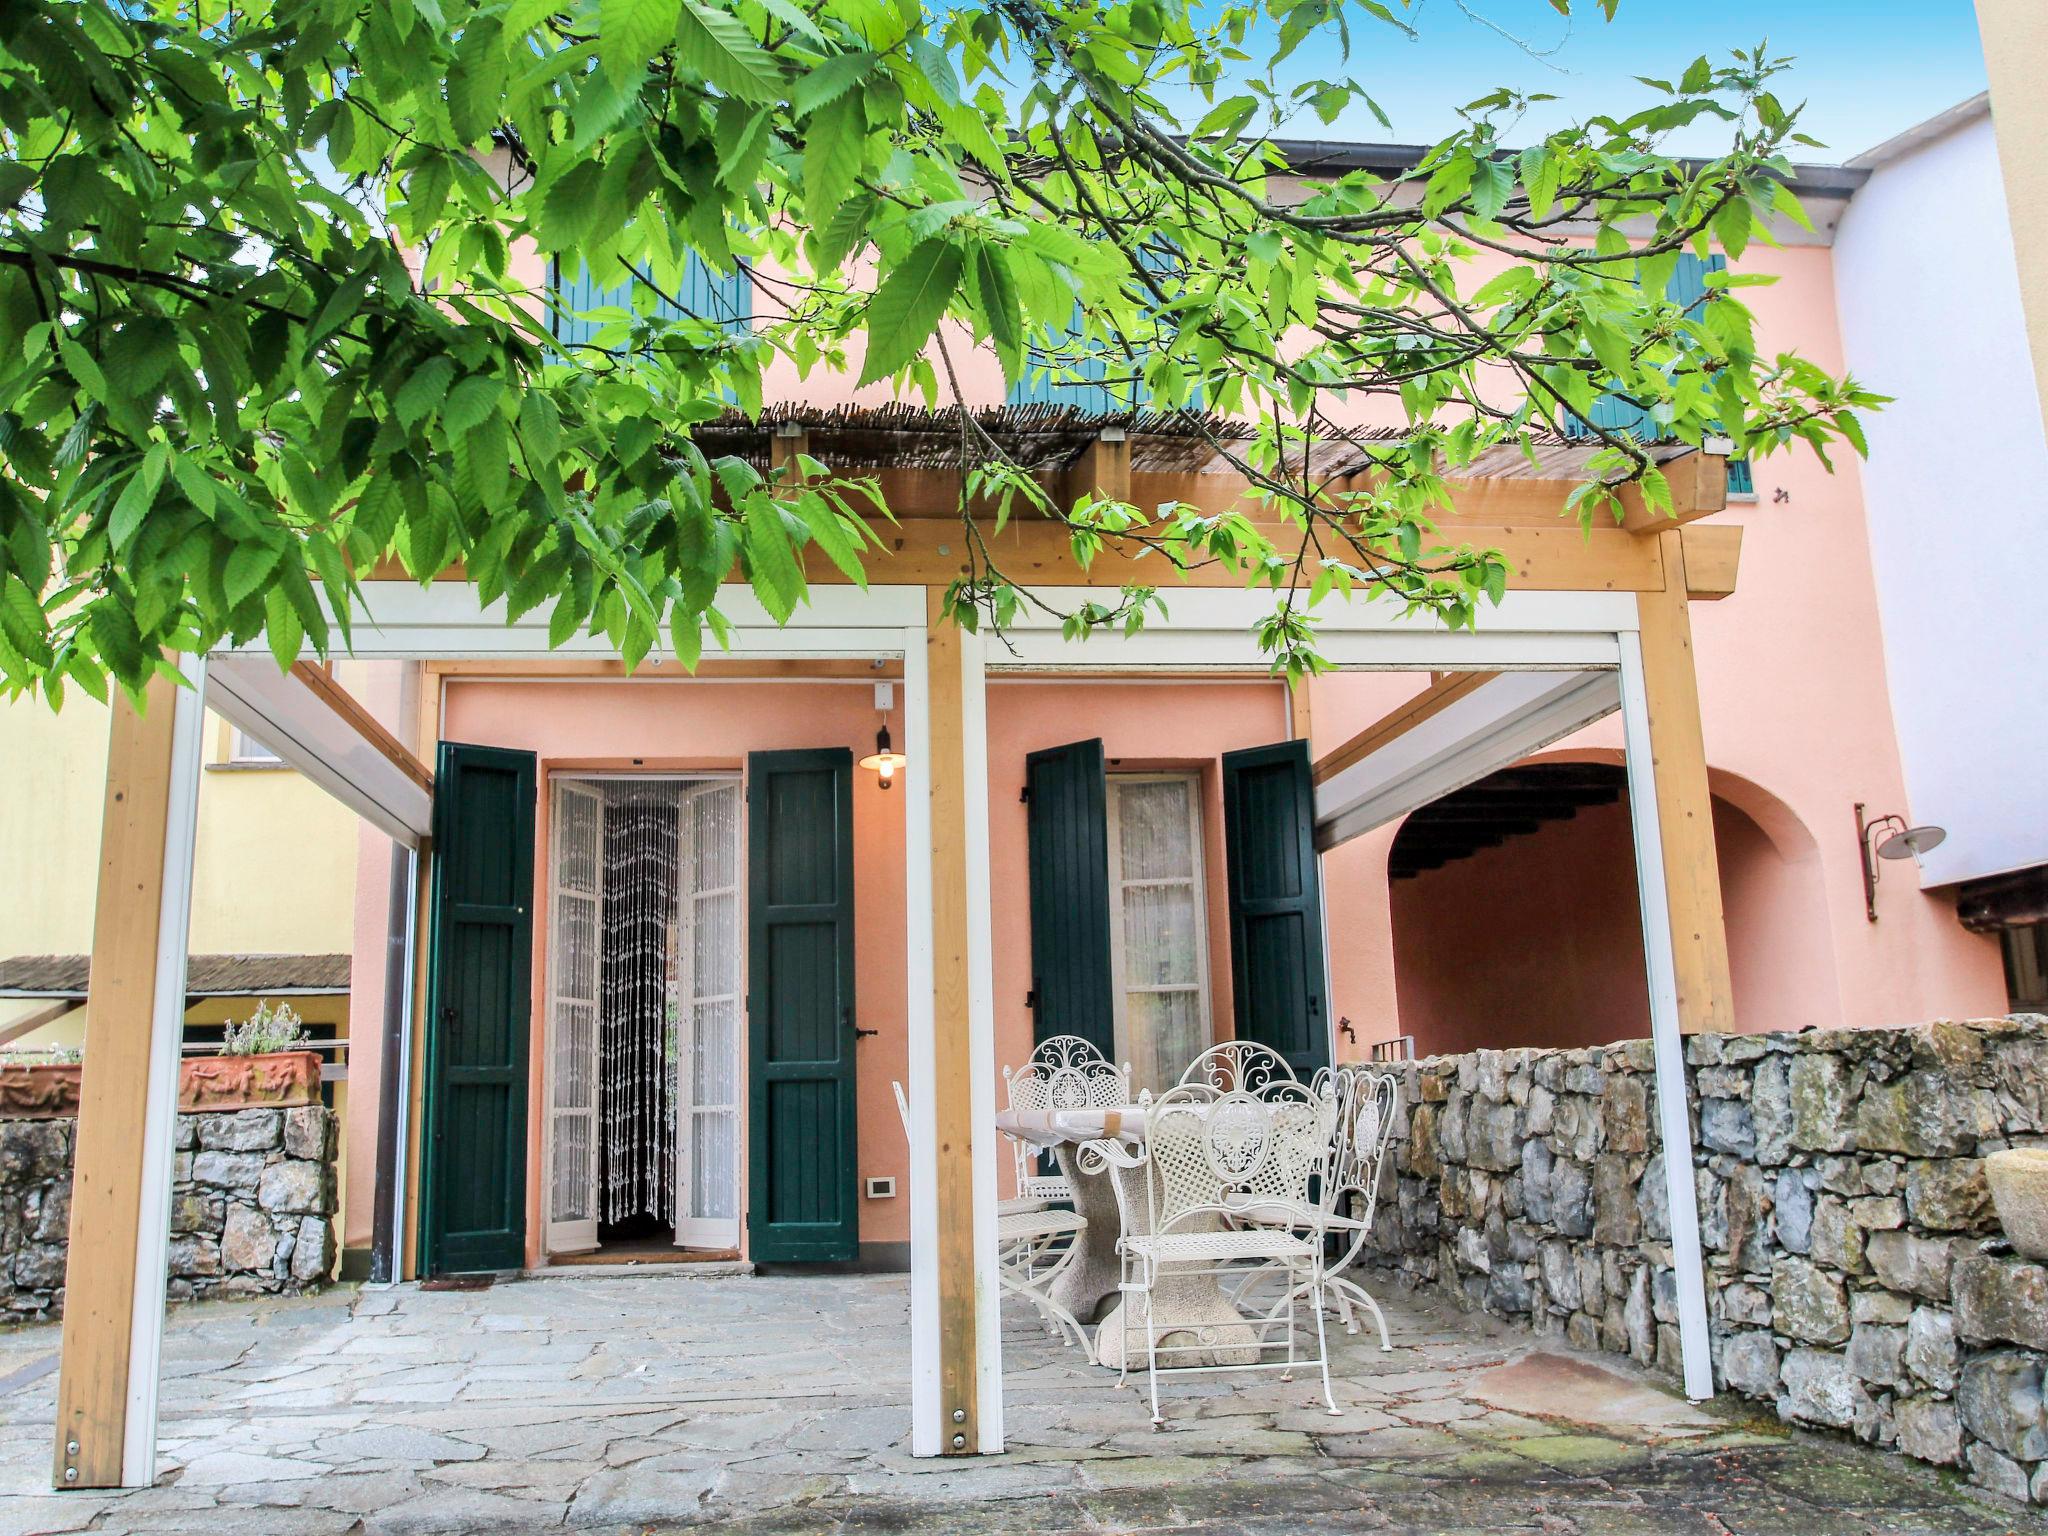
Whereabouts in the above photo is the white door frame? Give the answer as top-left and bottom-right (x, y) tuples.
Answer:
(673, 776), (744, 1251)
(543, 776), (605, 1257)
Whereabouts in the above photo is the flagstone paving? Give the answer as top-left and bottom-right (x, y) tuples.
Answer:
(0, 1271), (2039, 1535)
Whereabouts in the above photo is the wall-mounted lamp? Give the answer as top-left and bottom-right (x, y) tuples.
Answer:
(1857, 801), (1946, 922)
(858, 681), (907, 790)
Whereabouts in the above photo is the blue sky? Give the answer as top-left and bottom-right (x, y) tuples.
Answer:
(1272, 0), (1988, 163)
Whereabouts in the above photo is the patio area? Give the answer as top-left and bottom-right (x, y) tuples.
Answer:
(0, 1274), (2034, 1536)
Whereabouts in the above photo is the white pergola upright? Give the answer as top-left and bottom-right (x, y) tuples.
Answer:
(50, 430), (1737, 1486)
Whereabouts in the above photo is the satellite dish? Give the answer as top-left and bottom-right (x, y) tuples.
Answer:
(1876, 824), (1946, 861)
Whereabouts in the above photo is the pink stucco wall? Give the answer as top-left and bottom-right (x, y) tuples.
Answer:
(1386, 786), (1852, 1057)
(982, 678), (1295, 1097)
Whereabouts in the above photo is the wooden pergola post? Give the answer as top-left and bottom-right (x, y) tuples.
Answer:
(54, 656), (208, 1489)
(1633, 529), (1736, 1037)
(907, 588), (1002, 1454)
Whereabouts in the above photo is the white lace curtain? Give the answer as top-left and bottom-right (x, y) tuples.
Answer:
(598, 784), (682, 1228)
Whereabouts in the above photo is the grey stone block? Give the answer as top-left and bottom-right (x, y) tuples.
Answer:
(258, 1162), (328, 1216)
(1772, 1257), (1850, 1345)
(1954, 1253), (2048, 1351)
(1905, 1307), (1959, 1392)
(1778, 1348), (1878, 1438)
(1788, 1055), (1852, 1153)
(292, 1216), (333, 1284)
(1895, 1395), (1963, 1467)
(1774, 1170), (1814, 1254)
(197, 1110), (283, 1153)
(285, 1106), (331, 1162)
(1844, 1323), (1904, 1387)
(1700, 1097), (1755, 1158)
(1904, 1158), (1993, 1232)
(1717, 1329), (1780, 1398)
(191, 1150), (265, 1190)
(220, 1203), (276, 1273)
(1866, 1230), (1954, 1301)
(1957, 1352), (2048, 1461)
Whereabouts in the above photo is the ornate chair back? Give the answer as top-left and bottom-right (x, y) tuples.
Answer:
(1131, 1082), (1335, 1238)
(1179, 1040), (1296, 1096)
(1003, 1036), (1129, 1202)
(1322, 1068), (1400, 1230)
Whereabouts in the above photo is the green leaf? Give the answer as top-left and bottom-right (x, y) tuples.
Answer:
(600, 0), (679, 84)
(263, 585), (305, 670)
(793, 51), (875, 118)
(858, 239), (964, 386)
(395, 357), (457, 429)
(518, 391), (562, 468)
(803, 90), (866, 224)
(109, 443), (171, 553)
(964, 240), (1022, 380)
(793, 490), (868, 586)
(743, 494), (804, 620)
(91, 599), (146, 679)
(673, 0), (782, 101)
(226, 544), (283, 610)
(442, 375), (503, 438)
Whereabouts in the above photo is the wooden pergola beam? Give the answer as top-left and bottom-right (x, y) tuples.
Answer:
(1312, 672), (1501, 785)
(1061, 429), (1131, 506)
(289, 663), (433, 796)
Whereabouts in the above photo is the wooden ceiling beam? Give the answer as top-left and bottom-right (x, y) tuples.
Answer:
(1311, 672), (1499, 785)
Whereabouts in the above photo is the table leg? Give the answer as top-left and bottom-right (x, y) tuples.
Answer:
(1090, 1161), (1260, 1372)
(1047, 1143), (1124, 1325)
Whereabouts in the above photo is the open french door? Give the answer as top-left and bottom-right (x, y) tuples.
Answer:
(544, 779), (603, 1255)
(673, 780), (743, 1250)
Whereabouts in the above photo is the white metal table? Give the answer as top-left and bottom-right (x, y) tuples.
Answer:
(995, 1104), (1260, 1370)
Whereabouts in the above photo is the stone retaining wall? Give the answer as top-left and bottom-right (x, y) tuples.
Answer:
(1358, 1015), (2048, 1504)
(0, 1104), (339, 1320)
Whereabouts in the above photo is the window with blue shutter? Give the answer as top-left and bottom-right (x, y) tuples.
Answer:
(548, 255), (752, 353)
(1006, 245), (1181, 413)
(1561, 251), (1753, 494)
(1008, 301), (1146, 412)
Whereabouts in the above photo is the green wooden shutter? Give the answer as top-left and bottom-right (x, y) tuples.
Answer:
(745, 749), (860, 1263)
(421, 742), (536, 1275)
(1024, 739), (1115, 1058)
(1221, 741), (1330, 1078)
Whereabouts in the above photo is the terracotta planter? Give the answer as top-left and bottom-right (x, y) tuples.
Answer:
(0, 1064), (82, 1120)
(1986, 1148), (2048, 1262)
(178, 1050), (323, 1112)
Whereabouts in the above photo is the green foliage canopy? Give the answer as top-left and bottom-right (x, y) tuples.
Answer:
(0, 0), (1882, 700)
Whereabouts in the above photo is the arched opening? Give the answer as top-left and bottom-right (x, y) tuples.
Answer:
(1387, 760), (1841, 1056)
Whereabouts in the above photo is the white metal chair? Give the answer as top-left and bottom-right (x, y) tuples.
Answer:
(896, 1075), (1093, 1356)
(1234, 1067), (1402, 1350)
(1178, 1040), (1295, 1095)
(1002, 1034), (1130, 1212)
(1093, 1081), (1341, 1424)
(1314, 1067), (1401, 1348)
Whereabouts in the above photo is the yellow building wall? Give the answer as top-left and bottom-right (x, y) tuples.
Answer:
(0, 690), (362, 962)
(0, 679), (366, 1264)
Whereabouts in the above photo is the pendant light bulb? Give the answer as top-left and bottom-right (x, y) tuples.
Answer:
(859, 722), (908, 790)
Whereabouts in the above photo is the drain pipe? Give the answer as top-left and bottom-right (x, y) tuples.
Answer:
(369, 841), (419, 1285)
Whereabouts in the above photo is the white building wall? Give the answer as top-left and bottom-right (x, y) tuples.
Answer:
(1833, 103), (2048, 889)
